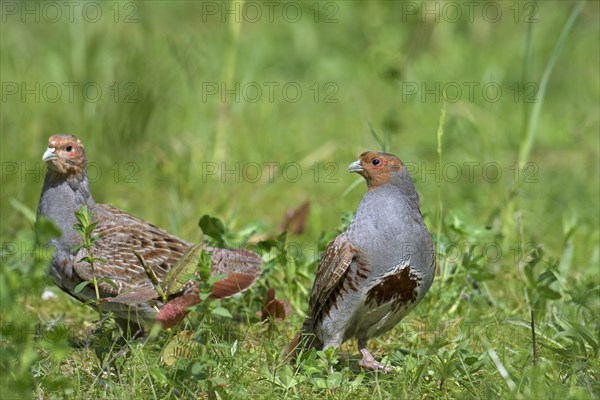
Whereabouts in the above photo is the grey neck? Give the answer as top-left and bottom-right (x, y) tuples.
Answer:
(37, 169), (96, 251)
(388, 168), (421, 211)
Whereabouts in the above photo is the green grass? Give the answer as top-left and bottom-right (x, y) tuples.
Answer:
(1, 1), (599, 399)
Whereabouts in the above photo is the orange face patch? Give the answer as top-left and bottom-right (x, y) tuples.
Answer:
(354, 151), (405, 188)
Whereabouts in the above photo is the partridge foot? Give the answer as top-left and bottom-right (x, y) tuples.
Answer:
(358, 348), (392, 372)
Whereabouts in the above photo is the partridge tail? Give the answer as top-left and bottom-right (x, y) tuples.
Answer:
(156, 293), (200, 328)
(286, 319), (321, 360)
(286, 331), (303, 358)
(209, 248), (263, 299)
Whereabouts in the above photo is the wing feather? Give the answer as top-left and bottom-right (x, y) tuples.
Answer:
(304, 232), (358, 330)
(73, 204), (192, 296)
(72, 204), (263, 313)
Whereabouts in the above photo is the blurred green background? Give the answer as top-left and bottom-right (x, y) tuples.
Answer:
(1, 0), (599, 398)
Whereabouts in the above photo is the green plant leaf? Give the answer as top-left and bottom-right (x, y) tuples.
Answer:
(326, 371), (342, 388)
(311, 377), (327, 389)
(537, 269), (557, 283)
(73, 280), (91, 294)
(198, 215), (227, 245)
(538, 286), (562, 300)
(98, 277), (117, 289)
(211, 306), (232, 318)
(161, 243), (204, 296)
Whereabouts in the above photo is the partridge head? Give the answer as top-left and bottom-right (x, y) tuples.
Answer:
(42, 134), (87, 177)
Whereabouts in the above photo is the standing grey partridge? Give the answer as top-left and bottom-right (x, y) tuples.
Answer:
(288, 151), (436, 371)
(36, 134), (262, 330)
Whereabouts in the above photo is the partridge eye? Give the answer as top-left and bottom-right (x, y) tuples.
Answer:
(371, 159), (381, 166)
(65, 145), (73, 152)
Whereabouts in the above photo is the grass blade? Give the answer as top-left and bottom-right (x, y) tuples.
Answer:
(436, 103), (446, 280)
(518, 0), (585, 165)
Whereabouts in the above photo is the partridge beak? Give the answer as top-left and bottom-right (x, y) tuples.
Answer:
(347, 160), (363, 173)
(42, 147), (57, 161)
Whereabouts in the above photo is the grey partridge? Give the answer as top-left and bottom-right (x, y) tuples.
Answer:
(289, 151), (436, 371)
(36, 134), (262, 330)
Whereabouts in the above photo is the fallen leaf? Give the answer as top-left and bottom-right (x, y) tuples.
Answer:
(258, 288), (292, 321)
(280, 200), (310, 235)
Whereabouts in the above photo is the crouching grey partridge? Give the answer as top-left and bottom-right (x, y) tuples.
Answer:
(36, 134), (262, 331)
(288, 151), (436, 371)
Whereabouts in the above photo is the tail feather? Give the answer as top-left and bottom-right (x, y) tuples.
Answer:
(286, 331), (303, 358)
(209, 248), (263, 299)
(156, 293), (199, 328)
(210, 271), (259, 299)
(286, 319), (321, 360)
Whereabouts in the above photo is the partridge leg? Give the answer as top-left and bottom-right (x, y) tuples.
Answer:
(357, 339), (392, 372)
(322, 330), (344, 350)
